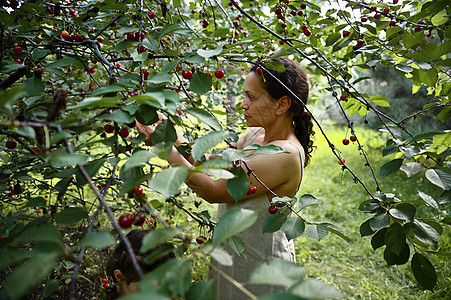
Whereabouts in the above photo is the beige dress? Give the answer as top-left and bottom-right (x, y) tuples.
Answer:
(210, 128), (304, 299)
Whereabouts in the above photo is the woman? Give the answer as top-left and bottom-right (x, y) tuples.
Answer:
(136, 57), (314, 299)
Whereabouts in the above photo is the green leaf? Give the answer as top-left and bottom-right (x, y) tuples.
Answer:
(12, 223), (62, 246)
(400, 162), (423, 177)
(298, 194), (320, 210)
(123, 150), (155, 172)
(42, 279), (59, 298)
(67, 97), (120, 110)
(184, 107), (223, 131)
(135, 104), (158, 125)
(369, 213), (390, 231)
(419, 68), (438, 87)
(385, 222), (407, 256)
(141, 227), (180, 252)
(418, 191), (440, 211)
(431, 10), (448, 26)
(196, 42), (225, 59)
(147, 72), (172, 84)
(48, 150), (88, 167)
(44, 57), (77, 69)
(360, 219), (375, 237)
(262, 213), (287, 233)
(379, 159), (404, 177)
(0, 85), (26, 112)
(325, 32), (341, 46)
(189, 71), (212, 94)
(411, 253), (437, 291)
(186, 281), (216, 300)
(212, 208), (258, 245)
(26, 76), (44, 96)
(201, 243), (233, 266)
(227, 236), (245, 256)
(226, 166), (250, 201)
(291, 278), (342, 299)
(324, 223), (351, 243)
(3, 252), (59, 299)
(411, 220), (441, 245)
(425, 169), (451, 190)
(384, 245), (410, 266)
(50, 131), (72, 144)
(192, 131), (234, 162)
(54, 207), (88, 225)
(249, 257), (305, 287)
(24, 197), (47, 208)
(81, 231), (115, 249)
(305, 224), (329, 241)
(76, 159), (106, 187)
(148, 166), (188, 199)
(31, 49), (50, 61)
(90, 84), (125, 96)
(246, 144), (285, 155)
(108, 109), (134, 124)
(371, 228), (387, 251)
(281, 217), (305, 240)
(368, 95), (390, 107)
(389, 203), (416, 221)
(151, 119), (177, 145)
(134, 92), (166, 108)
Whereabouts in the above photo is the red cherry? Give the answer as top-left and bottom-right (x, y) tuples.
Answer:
(338, 157), (345, 165)
(34, 68), (43, 77)
(141, 69), (150, 79)
(177, 109), (182, 115)
(105, 283), (110, 288)
(214, 70), (225, 79)
(196, 236), (207, 244)
(357, 39), (364, 46)
(389, 20), (396, 26)
(281, 23), (287, 29)
(61, 30), (70, 39)
(31, 147), (39, 154)
(13, 46), (22, 53)
(14, 58), (22, 64)
(132, 212), (146, 226)
(290, 10), (297, 16)
(206, 72), (213, 78)
(361, 17), (368, 22)
(116, 63), (121, 67)
(137, 45), (146, 53)
(268, 206), (278, 214)
(276, 14), (284, 20)
(279, 40), (285, 45)
(182, 70), (192, 79)
(374, 13), (381, 19)
(393, 0), (399, 3)
(119, 128), (129, 138)
(340, 95), (347, 101)
(118, 214), (133, 228)
(297, 10), (303, 16)
(89, 68), (95, 74)
(102, 278), (107, 283)
(6, 140), (17, 149)
(350, 135), (357, 142)
(97, 37), (103, 43)
(414, 27), (421, 32)
(104, 124), (114, 133)
(133, 186), (143, 197)
(256, 67), (263, 75)
(275, 7), (283, 15)
(148, 11), (155, 19)
(343, 30), (350, 37)
(303, 29), (311, 36)
(202, 20), (209, 28)
(342, 138), (350, 145)
(383, 8), (390, 14)
(246, 186), (257, 195)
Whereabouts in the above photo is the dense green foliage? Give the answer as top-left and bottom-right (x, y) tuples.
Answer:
(0, 0), (449, 299)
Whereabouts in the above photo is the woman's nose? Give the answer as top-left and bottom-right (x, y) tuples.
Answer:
(240, 100), (248, 110)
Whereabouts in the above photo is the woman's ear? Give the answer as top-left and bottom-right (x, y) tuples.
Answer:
(114, 269), (125, 282)
(276, 96), (291, 115)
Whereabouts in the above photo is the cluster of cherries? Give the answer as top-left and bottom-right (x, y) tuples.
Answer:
(181, 69), (225, 80)
(118, 212), (147, 228)
(103, 124), (129, 138)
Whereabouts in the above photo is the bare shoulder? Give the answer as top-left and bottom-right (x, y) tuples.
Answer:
(236, 127), (264, 149)
(269, 140), (305, 166)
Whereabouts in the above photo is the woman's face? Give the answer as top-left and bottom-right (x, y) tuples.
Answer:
(240, 72), (278, 127)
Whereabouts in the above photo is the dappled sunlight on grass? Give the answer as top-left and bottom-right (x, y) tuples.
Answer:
(294, 125), (450, 299)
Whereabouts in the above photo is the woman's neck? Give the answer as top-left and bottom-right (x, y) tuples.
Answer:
(262, 116), (294, 144)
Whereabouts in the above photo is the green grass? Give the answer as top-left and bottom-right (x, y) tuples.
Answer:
(294, 125), (450, 299)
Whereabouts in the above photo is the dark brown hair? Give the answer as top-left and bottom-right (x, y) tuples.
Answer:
(105, 229), (174, 299)
(250, 57), (315, 166)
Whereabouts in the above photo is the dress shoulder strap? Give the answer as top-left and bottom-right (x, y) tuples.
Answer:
(286, 140), (305, 179)
(242, 127), (262, 148)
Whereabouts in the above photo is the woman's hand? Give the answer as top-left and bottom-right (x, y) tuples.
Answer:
(135, 112), (166, 145)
